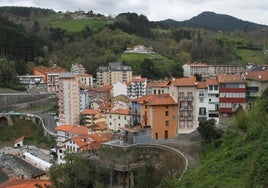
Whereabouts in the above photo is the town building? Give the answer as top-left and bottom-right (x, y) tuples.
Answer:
(206, 78), (220, 124)
(80, 109), (98, 127)
(182, 62), (209, 77)
(71, 63), (86, 74)
(218, 74), (246, 116)
(147, 81), (169, 95)
(107, 109), (131, 132)
(96, 62), (132, 86)
(242, 71), (268, 110)
(17, 75), (46, 89)
(126, 75), (147, 99)
(209, 64), (246, 76)
(112, 82), (127, 97)
(169, 77), (198, 133)
(33, 67), (67, 93)
(58, 73), (80, 125)
(138, 94), (178, 140)
(88, 85), (113, 101)
(76, 73), (94, 88)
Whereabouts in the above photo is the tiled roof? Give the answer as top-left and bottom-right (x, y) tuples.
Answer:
(14, 136), (25, 144)
(184, 61), (208, 67)
(55, 125), (88, 135)
(206, 78), (219, 85)
(170, 77), (197, 87)
(76, 73), (93, 77)
(81, 109), (97, 115)
(0, 177), (52, 188)
(147, 81), (169, 88)
(110, 109), (130, 115)
(135, 94), (177, 106)
(131, 75), (147, 82)
(197, 82), (207, 89)
(217, 74), (246, 83)
(243, 71), (268, 81)
(91, 122), (107, 130)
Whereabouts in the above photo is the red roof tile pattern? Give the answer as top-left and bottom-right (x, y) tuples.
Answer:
(91, 122), (107, 131)
(206, 78), (219, 85)
(134, 94), (177, 106)
(76, 73), (93, 77)
(14, 136), (25, 144)
(170, 77), (197, 87)
(197, 82), (207, 89)
(55, 125), (88, 135)
(81, 109), (97, 115)
(217, 74), (245, 83)
(110, 109), (130, 115)
(244, 71), (268, 81)
(0, 177), (52, 188)
(147, 81), (169, 88)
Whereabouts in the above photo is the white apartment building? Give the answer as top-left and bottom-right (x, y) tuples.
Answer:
(112, 82), (127, 97)
(107, 109), (131, 132)
(58, 73), (80, 125)
(169, 77), (198, 133)
(147, 81), (169, 95)
(206, 78), (220, 124)
(126, 75), (147, 99)
(77, 73), (93, 88)
(182, 62), (209, 77)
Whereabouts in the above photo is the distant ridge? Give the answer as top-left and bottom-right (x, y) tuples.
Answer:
(155, 11), (267, 31)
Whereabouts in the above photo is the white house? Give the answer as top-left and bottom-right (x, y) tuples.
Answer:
(107, 109), (131, 132)
(112, 82), (127, 97)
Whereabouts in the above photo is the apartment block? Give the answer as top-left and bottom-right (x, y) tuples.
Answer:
(96, 62), (132, 86)
(147, 81), (169, 95)
(58, 73), (80, 125)
(126, 75), (147, 99)
(183, 62), (209, 77)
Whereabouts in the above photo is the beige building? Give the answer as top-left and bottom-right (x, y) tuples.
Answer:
(58, 73), (80, 125)
(96, 62), (132, 86)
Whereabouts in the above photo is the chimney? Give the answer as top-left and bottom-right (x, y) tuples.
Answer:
(259, 75), (262, 79)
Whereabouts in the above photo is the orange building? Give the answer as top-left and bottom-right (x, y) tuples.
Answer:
(139, 94), (178, 140)
(33, 67), (67, 93)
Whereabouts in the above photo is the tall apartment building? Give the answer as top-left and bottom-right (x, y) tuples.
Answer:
(33, 67), (67, 93)
(206, 78), (220, 124)
(126, 75), (147, 99)
(58, 73), (80, 125)
(71, 63), (86, 74)
(169, 77), (198, 133)
(96, 62), (132, 86)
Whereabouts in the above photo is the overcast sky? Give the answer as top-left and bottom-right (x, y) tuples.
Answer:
(1, 0), (268, 25)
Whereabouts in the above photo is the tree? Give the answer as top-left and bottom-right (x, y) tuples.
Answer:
(49, 154), (108, 188)
(197, 119), (222, 144)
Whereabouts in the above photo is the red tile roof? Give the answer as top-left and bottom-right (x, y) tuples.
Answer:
(197, 82), (207, 89)
(134, 94), (177, 106)
(217, 74), (245, 83)
(110, 109), (130, 115)
(55, 125), (88, 135)
(170, 77), (197, 87)
(77, 73), (93, 77)
(91, 122), (107, 131)
(147, 81), (169, 88)
(14, 136), (25, 144)
(0, 177), (52, 188)
(81, 109), (97, 115)
(243, 71), (268, 81)
(206, 78), (219, 85)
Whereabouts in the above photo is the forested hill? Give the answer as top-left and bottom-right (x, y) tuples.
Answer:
(0, 6), (267, 87)
(155, 11), (267, 31)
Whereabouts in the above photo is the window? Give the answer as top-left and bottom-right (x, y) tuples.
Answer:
(179, 92), (184, 100)
(165, 111), (169, 116)
(179, 121), (185, 129)
(165, 121), (169, 126)
(199, 90), (205, 97)
(214, 85), (218, 90)
(209, 85), (213, 90)
(118, 116), (120, 119)
(124, 116), (127, 120)
(187, 92), (192, 99)
(179, 112), (184, 119)
(200, 98), (204, 103)
(199, 107), (206, 115)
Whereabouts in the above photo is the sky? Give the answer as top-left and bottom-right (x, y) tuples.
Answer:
(1, 0), (268, 25)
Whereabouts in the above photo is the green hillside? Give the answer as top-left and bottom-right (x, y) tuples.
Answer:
(178, 89), (268, 187)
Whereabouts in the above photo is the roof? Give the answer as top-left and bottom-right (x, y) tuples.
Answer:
(76, 73), (93, 77)
(183, 61), (208, 67)
(134, 94), (177, 106)
(110, 109), (131, 115)
(206, 78), (219, 85)
(14, 136), (25, 144)
(170, 77), (197, 87)
(131, 75), (147, 82)
(55, 125), (88, 135)
(217, 74), (246, 83)
(243, 71), (268, 81)
(197, 82), (207, 89)
(91, 122), (107, 131)
(81, 109), (97, 115)
(147, 81), (169, 88)
(0, 177), (52, 188)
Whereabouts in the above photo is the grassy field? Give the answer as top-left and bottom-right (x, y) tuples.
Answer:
(236, 49), (268, 64)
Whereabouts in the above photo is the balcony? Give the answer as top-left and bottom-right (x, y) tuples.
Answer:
(246, 86), (259, 92)
(179, 96), (193, 101)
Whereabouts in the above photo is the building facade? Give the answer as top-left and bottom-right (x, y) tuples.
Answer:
(126, 75), (147, 99)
